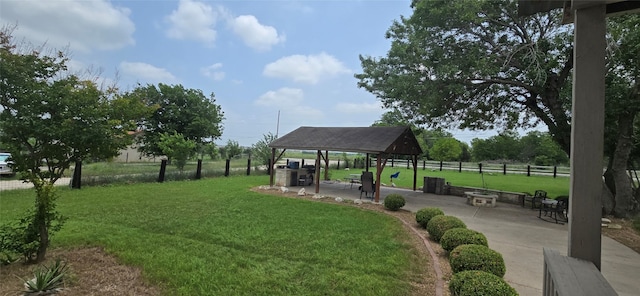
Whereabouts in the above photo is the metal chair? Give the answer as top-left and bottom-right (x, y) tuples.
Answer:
(524, 190), (547, 209)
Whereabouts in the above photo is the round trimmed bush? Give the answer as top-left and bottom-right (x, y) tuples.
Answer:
(383, 194), (406, 211)
(425, 215), (466, 242)
(449, 270), (518, 296)
(440, 228), (488, 252)
(415, 207), (444, 229)
(450, 244), (506, 277)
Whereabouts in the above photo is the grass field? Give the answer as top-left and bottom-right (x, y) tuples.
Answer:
(0, 176), (427, 295)
(327, 167), (570, 198)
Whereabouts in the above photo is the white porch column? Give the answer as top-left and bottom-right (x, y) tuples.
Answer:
(568, 2), (606, 269)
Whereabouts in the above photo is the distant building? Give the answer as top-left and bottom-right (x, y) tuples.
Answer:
(114, 130), (157, 163)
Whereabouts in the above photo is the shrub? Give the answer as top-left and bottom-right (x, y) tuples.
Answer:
(450, 244), (506, 277)
(415, 207), (444, 229)
(440, 228), (488, 252)
(449, 270), (518, 296)
(426, 215), (466, 242)
(383, 194), (406, 211)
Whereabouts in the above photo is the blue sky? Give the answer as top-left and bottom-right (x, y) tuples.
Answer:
(0, 0), (501, 147)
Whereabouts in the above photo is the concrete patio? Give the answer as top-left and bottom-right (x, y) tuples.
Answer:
(299, 181), (640, 296)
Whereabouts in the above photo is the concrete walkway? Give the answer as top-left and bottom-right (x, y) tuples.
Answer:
(304, 181), (640, 296)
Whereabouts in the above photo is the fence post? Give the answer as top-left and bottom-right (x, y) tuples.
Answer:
(391, 157), (394, 167)
(459, 161), (462, 173)
(225, 159), (230, 176)
(246, 158), (251, 176)
(71, 160), (82, 189)
(527, 165), (531, 177)
(479, 163), (483, 174)
(423, 160), (426, 170)
(407, 159), (410, 169)
(439, 160), (443, 171)
(337, 159), (340, 170)
(196, 159), (202, 179)
(553, 166), (557, 178)
(302, 159), (305, 167)
(503, 163), (507, 175)
(158, 159), (167, 182)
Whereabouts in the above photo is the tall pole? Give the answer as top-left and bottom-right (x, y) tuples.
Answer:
(276, 110), (280, 138)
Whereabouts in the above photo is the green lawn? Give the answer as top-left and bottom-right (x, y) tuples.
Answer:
(328, 167), (570, 198)
(0, 176), (427, 295)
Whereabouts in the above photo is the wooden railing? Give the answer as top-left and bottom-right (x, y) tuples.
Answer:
(543, 248), (617, 296)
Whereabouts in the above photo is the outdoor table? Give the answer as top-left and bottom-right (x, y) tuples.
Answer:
(539, 199), (558, 218)
(344, 174), (361, 189)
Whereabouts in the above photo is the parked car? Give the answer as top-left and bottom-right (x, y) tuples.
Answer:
(0, 152), (14, 176)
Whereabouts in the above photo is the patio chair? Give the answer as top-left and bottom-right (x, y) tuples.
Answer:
(360, 171), (375, 200)
(524, 190), (547, 209)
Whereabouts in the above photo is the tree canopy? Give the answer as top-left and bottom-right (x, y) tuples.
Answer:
(129, 84), (224, 158)
(0, 26), (149, 262)
(356, 0), (573, 153)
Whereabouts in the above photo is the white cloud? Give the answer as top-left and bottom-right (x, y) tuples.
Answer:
(263, 53), (351, 84)
(229, 15), (285, 51)
(0, 0), (135, 53)
(119, 62), (178, 84)
(255, 88), (304, 108)
(255, 88), (323, 122)
(165, 0), (223, 46)
(201, 63), (225, 81)
(336, 102), (382, 114)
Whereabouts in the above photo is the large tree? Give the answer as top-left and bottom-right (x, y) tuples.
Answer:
(429, 137), (462, 161)
(130, 84), (224, 158)
(356, 0), (573, 154)
(356, 0), (640, 217)
(0, 26), (147, 262)
(602, 14), (640, 217)
(252, 132), (278, 167)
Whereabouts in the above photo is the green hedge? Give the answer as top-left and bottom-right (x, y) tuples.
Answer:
(383, 194), (406, 211)
(450, 244), (505, 277)
(415, 207), (444, 229)
(449, 270), (518, 296)
(440, 228), (488, 252)
(426, 215), (466, 242)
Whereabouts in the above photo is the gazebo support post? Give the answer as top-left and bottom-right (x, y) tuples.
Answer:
(315, 150), (321, 193)
(269, 148), (276, 187)
(412, 154), (418, 191)
(324, 150), (329, 181)
(269, 148), (287, 187)
(374, 153), (385, 203)
(365, 153), (370, 171)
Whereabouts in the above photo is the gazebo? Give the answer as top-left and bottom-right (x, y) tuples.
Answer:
(268, 126), (423, 202)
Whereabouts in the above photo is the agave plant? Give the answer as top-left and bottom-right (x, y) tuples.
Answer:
(22, 259), (68, 295)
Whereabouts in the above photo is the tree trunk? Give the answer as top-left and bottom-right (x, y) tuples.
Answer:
(36, 217), (49, 263)
(602, 165), (616, 215)
(609, 113), (638, 218)
(33, 180), (52, 263)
